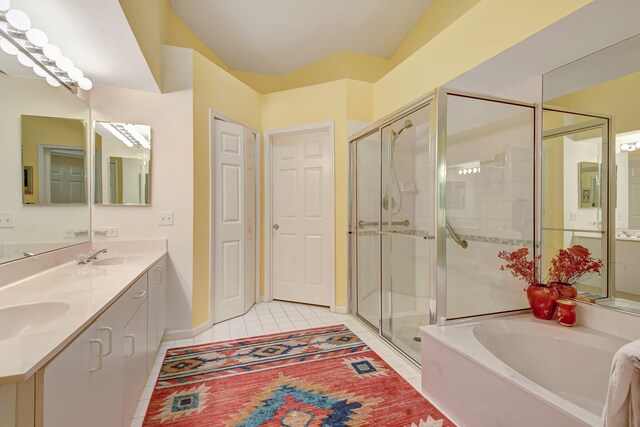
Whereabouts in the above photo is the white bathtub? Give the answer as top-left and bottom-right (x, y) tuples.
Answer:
(420, 315), (628, 426)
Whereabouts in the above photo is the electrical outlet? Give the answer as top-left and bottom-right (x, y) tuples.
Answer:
(0, 212), (14, 228)
(159, 211), (174, 226)
(570, 211), (577, 221)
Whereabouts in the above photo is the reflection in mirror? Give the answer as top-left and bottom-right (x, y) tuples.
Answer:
(94, 122), (151, 205)
(543, 32), (640, 315)
(0, 49), (90, 264)
(541, 109), (608, 299)
(22, 115), (87, 205)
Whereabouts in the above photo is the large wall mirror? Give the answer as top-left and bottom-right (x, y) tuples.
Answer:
(0, 43), (90, 265)
(543, 32), (640, 315)
(94, 121), (151, 205)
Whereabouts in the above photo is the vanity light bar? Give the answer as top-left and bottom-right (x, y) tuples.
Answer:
(0, 1), (92, 92)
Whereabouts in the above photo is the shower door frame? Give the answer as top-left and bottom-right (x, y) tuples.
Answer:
(348, 91), (438, 361)
(435, 88), (539, 325)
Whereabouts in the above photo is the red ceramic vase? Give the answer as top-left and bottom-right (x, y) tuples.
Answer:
(556, 299), (577, 327)
(552, 282), (578, 299)
(526, 284), (559, 320)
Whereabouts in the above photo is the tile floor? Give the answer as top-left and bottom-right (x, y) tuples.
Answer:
(130, 301), (425, 427)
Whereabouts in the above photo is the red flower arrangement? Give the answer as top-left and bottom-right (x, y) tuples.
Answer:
(497, 247), (542, 288)
(548, 245), (604, 285)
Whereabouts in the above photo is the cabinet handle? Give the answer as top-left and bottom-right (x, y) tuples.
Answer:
(99, 327), (113, 356)
(134, 290), (146, 299)
(90, 339), (103, 372)
(125, 334), (136, 358)
(156, 266), (165, 284)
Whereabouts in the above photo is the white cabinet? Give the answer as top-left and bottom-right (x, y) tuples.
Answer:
(41, 255), (167, 427)
(123, 300), (148, 426)
(147, 257), (167, 371)
(42, 322), (99, 427)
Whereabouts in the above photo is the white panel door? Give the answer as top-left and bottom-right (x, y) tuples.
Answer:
(272, 129), (332, 306)
(244, 131), (257, 312)
(214, 120), (246, 322)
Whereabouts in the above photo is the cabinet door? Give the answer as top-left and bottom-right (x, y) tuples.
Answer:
(147, 256), (167, 370)
(43, 323), (99, 427)
(92, 302), (126, 427)
(123, 300), (148, 426)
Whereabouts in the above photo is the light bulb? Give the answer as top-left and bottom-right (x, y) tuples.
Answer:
(458, 170), (463, 175)
(26, 28), (48, 47)
(0, 37), (18, 55)
(0, 0), (10, 12)
(43, 44), (61, 61)
(78, 77), (93, 91)
(17, 52), (33, 67)
(621, 144), (631, 151)
(55, 56), (73, 72)
(33, 64), (48, 77)
(472, 167), (478, 173)
(46, 75), (60, 87)
(635, 141), (640, 149)
(6, 9), (31, 32)
(67, 67), (83, 81)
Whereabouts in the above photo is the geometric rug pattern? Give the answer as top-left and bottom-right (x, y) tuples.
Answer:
(143, 325), (455, 426)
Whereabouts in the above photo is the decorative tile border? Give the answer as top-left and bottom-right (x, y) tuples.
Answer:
(446, 231), (537, 248)
(355, 230), (538, 248)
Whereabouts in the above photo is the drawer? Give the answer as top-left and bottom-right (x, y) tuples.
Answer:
(118, 274), (148, 326)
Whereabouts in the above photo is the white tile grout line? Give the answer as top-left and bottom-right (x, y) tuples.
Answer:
(130, 302), (424, 426)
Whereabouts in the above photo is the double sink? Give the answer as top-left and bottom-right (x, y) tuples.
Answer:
(0, 254), (143, 342)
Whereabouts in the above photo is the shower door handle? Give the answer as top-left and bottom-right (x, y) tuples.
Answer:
(272, 224), (280, 230)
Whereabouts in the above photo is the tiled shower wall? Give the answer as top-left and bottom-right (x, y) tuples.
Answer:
(445, 95), (534, 319)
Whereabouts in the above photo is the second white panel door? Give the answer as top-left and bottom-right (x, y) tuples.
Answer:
(272, 129), (332, 306)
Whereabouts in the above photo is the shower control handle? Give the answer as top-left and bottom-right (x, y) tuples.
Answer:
(273, 224), (280, 230)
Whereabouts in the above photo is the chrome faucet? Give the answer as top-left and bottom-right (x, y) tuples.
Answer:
(86, 248), (108, 262)
(77, 248), (108, 264)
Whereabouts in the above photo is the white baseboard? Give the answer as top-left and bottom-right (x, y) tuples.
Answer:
(331, 306), (349, 314)
(163, 320), (211, 341)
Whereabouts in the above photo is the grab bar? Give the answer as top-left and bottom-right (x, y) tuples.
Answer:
(446, 221), (468, 249)
(358, 219), (410, 227)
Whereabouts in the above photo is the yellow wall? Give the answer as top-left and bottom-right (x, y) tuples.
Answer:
(118, 0), (168, 91)
(22, 116), (85, 204)
(373, 0), (591, 118)
(191, 51), (262, 326)
(389, 0), (481, 67)
(261, 80), (374, 308)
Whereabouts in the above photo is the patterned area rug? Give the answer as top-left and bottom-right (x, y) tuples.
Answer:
(143, 325), (454, 426)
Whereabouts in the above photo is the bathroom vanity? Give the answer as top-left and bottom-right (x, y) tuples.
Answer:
(0, 241), (167, 427)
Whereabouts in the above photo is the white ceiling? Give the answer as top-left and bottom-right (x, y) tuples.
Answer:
(170, 0), (433, 75)
(3, 0), (158, 92)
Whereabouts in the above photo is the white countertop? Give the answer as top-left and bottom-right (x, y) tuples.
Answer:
(0, 246), (166, 385)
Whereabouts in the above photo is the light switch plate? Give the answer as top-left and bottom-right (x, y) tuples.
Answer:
(63, 227), (89, 238)
(570, 211), (577, 221)
(159, 211), (174, 226)
(0, 212), (14, 228)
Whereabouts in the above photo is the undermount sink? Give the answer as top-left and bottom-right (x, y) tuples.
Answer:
(0, 302), (70, 341)
(91, 255), (144, 266)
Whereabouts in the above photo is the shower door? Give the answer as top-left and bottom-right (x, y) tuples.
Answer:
(353, 130), (382, 328)
(380, 104), (434, 362)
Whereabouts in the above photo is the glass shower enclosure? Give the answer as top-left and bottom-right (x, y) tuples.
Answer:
(349, 89), (536, 364)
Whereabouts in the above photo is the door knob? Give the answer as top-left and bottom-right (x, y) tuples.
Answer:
(273, 224), (280, 230)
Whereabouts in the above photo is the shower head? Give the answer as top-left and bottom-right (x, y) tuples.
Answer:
(392, 119), (414, 140)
